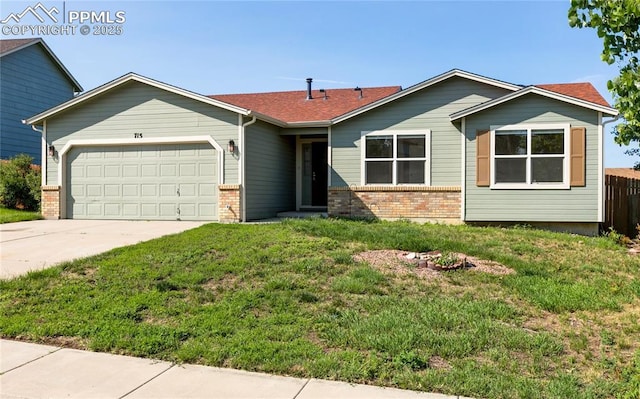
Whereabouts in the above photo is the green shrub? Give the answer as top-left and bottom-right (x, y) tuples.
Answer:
(0, 154), (41, 211)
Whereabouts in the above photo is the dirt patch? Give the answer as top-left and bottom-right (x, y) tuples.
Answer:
(353, 250), (515, 279)
(203, 273), (241, 292)
(429, 355), (451, 370)
(27, 335), (89, 350)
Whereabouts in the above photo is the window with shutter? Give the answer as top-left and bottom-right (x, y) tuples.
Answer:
(485, 123), (577, 189)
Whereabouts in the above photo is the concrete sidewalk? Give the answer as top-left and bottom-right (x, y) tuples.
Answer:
(0, 339), (467, 399)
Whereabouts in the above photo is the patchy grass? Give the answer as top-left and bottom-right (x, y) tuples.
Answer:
(0, 206), (42, 223)
(1, 219), (639, 399)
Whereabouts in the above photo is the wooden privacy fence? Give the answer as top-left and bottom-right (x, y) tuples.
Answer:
(605, 174), (640, 237)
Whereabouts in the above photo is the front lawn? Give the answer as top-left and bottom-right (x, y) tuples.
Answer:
(0, 206), (42, 223)
(1, 219), (639, 398)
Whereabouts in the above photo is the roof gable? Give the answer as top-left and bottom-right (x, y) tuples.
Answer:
(0, 38), (83, 92)
(26, 73), (253, 125)
(450, 85), (618, 121)
(210, 86), (401, 125)
(331, 69), (523, 124)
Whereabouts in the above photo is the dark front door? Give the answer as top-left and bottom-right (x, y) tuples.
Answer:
(301, 141), (327, 208)
(311, 142), (327, 206)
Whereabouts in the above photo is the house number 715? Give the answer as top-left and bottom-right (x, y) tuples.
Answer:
(134, 133), (143, 138)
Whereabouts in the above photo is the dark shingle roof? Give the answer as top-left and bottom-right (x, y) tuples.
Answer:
(210, 86), (402, 123)
(536, 83), (611, 107)
(0, 38), (40, 55)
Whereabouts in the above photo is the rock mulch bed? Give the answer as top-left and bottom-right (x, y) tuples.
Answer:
(353, 249), (515, 279)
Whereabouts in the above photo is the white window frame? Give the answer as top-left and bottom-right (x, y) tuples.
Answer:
(490, 123), (570, 190)
(360, 129), (431, 186)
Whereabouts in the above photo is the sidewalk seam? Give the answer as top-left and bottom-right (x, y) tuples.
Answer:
(0, 345), (62, 375)
(292, 378), (311, 399)
(118, 363), (175, 399)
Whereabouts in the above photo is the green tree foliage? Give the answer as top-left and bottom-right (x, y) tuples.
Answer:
(0, 154), (41, 211)
(568, 0), (640, 166)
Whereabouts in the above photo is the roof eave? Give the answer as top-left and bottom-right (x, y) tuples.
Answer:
(449, 86), (619, 122)
(285, 120), (332, 128)
(26, 73), (251, 125)
(246, 111), (287, 128)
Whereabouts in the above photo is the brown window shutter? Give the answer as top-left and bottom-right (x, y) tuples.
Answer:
(476, 129), (490, 186)
(570, 127), (586, 187)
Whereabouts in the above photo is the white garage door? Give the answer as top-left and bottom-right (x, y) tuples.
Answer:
(66, 143), (218, 220)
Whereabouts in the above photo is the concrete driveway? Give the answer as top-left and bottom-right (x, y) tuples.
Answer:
(0, 220), (208, 279)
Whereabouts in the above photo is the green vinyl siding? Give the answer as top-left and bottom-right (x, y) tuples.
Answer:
(331, 77), (512, 187)
(45, 81), (239, 185)
(244, 120), (295, 220)
(464, 94), (600, 222)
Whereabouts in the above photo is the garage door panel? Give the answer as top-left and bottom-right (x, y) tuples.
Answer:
(199, 204), (216, 217)
(123, 165), (139, 177)
(71, 185), (85, 197)
(86, 203), (102, 216)
(179, 204), (196, 217)
(160, 164), (177, 177)
(104, 203), (121, 216)
(199, 183), (216, 196)
(67, 144), (218, 220)
(104, 184), (120, 197)
(122, 185), (138, 197)
(159, 203), (176, 217)
(141, 203), (157, 217)
(141, 164), (157, 177)
(123, 203), (139, 216)
(141, 184), (156, 196)
(180, 163), (196, 176)
(199, 163), (215, 176)
(86, 184), (101, 196)
(179, 183), (196, 197)
(72, 202), (85, 217)
(86, 165), (102, 178)
(160, 184), (176, 197)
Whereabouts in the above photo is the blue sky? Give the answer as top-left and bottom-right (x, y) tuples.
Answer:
(1, 0), (636, 167)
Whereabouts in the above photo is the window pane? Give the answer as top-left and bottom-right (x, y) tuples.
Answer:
(495, 130), (527, 155)
(366, 161), (392, 184)
(495, 158), (526, 183)
(532, 130), (564, 154)
(397, 161), (425, 184)
(366, 136), (393, 158)
(532, 157), (564, 183)
(397, 135), (425, 158)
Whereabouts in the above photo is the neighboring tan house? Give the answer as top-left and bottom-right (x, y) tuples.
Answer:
(26, 69), (617, 235)
(0, 38), (82, 164)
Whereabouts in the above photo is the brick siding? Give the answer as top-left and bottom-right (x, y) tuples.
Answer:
(328, 186), (461, 222)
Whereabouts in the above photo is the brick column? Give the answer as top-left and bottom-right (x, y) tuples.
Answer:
(218, 184), (241, 223)
(41, 185), (60, 219)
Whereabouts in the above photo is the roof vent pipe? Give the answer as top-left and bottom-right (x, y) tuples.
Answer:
(306, 78), (313, 100)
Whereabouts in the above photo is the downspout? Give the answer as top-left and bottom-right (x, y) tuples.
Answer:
(25, 121), (46, 186)
(240, 115), (257, 222)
